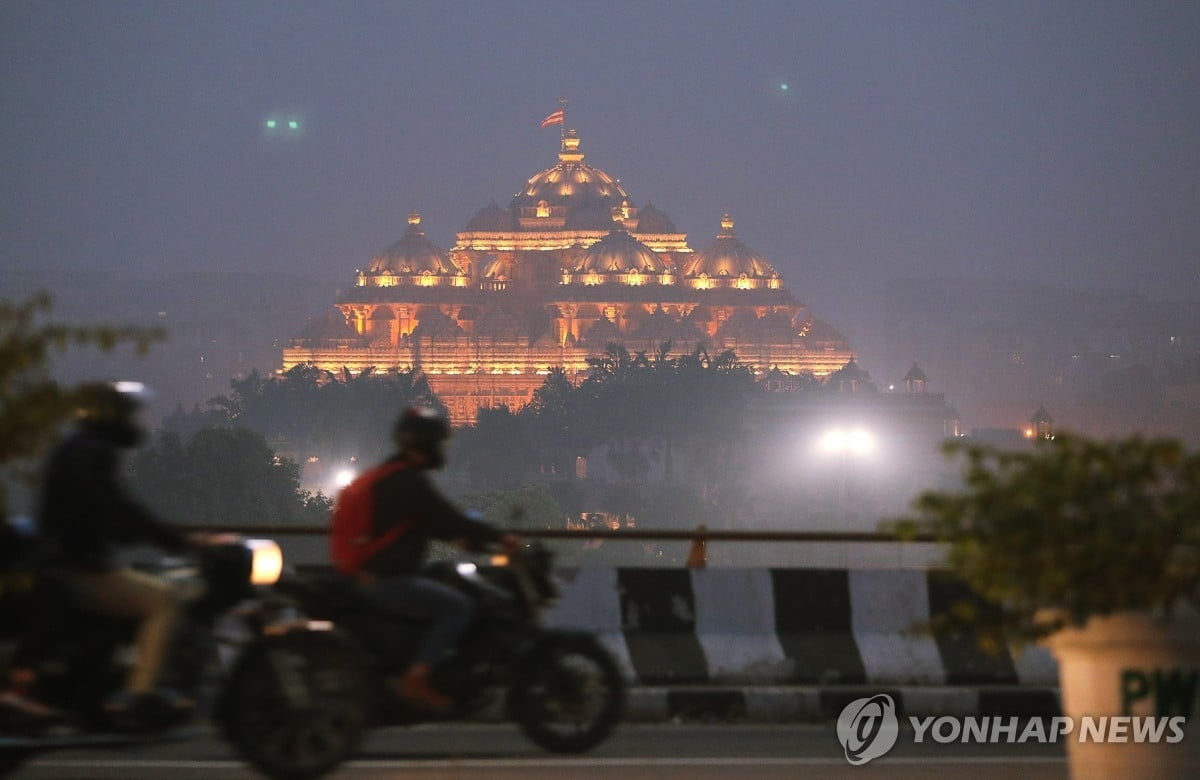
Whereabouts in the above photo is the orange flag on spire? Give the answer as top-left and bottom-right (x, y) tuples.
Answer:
(539, 109), (565, 128)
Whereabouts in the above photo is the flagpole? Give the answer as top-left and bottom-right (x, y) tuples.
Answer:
(558, 97), (568, 143)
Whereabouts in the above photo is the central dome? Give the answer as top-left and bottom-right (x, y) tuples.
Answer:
(510, 130), (631, 231)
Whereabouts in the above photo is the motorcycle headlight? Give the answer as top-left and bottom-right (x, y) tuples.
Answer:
(245, 539), (283, 586)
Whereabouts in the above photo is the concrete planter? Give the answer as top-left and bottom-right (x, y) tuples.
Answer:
(1046, 607), (1200, 779)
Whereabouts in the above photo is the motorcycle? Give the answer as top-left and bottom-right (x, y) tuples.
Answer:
(220, 542), (625, 778)
(0, 524), (291, 777)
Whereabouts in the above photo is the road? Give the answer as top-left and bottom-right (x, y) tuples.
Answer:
(9, 723), (1067, 779)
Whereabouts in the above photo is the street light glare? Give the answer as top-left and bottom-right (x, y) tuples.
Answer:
(334, 468), (356, 489)
(818, 429), (847, 454)
(848, 429), (875, 455)
(817, 427), (876, 456)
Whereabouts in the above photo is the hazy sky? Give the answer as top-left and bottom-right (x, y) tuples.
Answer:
(3, 1), (1198, 353)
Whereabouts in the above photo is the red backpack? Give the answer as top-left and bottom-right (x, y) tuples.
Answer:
(329, 461), (412, 574)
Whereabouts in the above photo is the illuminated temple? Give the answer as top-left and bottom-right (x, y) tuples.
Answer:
(283, 129), (854, 422)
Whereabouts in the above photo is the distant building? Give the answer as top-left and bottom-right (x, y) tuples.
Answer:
(742, 362), (964, 528)
(882, 276), (1200, 438)
(283, 128), (853, 422)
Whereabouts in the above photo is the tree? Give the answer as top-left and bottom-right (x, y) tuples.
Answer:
(460, 484), (567, 531)
(455, 405), (540, 489)
(183, 364), (440, 467)
(131, 427), (331, 528)
(0, 293), (160, 512)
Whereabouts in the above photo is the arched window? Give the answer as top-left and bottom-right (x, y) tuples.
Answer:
(536, 200), (550, 218)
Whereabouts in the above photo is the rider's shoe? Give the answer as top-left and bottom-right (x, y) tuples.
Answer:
(103, 688), (195, 732)
(0, 689), (62, 729)
(102, 690), (151, 733)
(395, 664), (453, 714)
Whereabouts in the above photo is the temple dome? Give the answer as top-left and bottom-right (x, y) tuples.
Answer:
(509, 130), (630, 228)
(465, 200), (514, 232)
(682, 214), (778, 280)
(634, 201), (677, 234)
(575, 226), (666, 274)
(368, 212), (460, 275)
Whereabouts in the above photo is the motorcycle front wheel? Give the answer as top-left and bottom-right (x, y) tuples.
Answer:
(509, 632), (624, 753)
(222, 630), (372, 780)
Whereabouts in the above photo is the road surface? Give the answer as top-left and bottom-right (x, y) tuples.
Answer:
(8, 722), (1068, 779)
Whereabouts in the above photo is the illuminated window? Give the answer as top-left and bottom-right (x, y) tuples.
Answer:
(695, 273), (711, 290)
(736, 274), (752, 290)
(419, 270), (435, 286)
(627, 270), (643, 286)
(537, 200), (550, 218)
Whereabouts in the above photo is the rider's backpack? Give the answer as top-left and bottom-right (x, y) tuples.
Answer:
(329, 461), (413, 574)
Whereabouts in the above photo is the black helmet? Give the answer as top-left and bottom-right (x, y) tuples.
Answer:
(76, 381), (153, 448)
(393, 405), (450, 466)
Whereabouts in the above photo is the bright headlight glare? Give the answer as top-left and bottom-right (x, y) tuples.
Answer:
(818, 429), (847, 453)
(456, 562), (478, 577)
(848, 429), (875, 454)
(246, 539), (283, 585)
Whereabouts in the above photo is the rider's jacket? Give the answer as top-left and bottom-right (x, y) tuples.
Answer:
(361, 454), (502, 576)
(38, 429), (188, 572)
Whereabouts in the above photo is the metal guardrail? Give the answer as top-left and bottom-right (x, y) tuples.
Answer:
(180, 525), (937, 543)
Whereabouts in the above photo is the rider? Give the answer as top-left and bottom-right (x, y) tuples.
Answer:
(34, 381), (194, 720)
(353, 405), (519, 712)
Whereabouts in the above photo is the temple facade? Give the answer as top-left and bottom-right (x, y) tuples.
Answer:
(283, 129), (854, 423)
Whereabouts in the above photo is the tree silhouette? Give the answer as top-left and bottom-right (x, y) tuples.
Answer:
(0, 293), (161, 513)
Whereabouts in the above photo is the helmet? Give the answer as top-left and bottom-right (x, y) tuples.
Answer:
(393, 405), (451, 467)
(76, 381), (154, 448)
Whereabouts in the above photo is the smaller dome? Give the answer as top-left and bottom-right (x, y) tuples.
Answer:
(576, 228), (666, 275)
(368, 212), (460, 275)
(682, 214), (778, 279)
(635, 201), (677, 234)
(465, 200), (514, 232)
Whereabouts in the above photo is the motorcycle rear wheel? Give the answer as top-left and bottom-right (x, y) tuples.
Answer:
(223, 631), (371, 780)
(510, 632), (624, 753)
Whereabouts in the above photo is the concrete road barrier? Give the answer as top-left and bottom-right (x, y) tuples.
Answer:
(545, 567), (1058, 688)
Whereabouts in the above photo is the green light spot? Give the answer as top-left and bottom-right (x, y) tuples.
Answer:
(288, 120), (299, 130)
(780, 83), (789, 91)
(266, 119), (276, 128)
